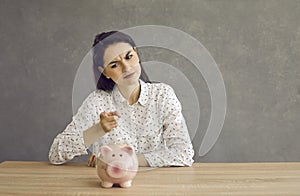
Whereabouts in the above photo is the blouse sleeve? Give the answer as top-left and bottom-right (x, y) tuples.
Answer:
(48, 92), (98, 164)
(144, 85), (194, 167)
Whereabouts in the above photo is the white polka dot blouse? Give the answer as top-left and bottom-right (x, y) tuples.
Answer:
(49, 80), (194, 167)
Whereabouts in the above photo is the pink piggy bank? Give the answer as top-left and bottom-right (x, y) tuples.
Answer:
(96, 144), (138, 188)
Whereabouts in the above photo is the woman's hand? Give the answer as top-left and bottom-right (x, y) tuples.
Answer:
(100, 111), (121, 133)
(87, 154), (96, 167)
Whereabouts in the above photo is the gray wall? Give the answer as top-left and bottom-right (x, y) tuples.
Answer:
(0, 0), (299, 163)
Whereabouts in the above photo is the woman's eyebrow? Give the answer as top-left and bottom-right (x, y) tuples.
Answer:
(125, 50), (133, 56)
(108, 60), (119, 65)
(108, 49), (133, 65)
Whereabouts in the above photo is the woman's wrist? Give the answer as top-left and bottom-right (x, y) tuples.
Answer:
(137, 154), (150, 167)
(83, 123), (106, 147)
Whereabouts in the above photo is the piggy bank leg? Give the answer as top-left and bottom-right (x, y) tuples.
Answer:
(120, 180), (132, 188)
(101, 181), (113, 188)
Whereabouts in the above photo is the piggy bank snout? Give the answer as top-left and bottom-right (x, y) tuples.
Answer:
(107, 161), (128, 178)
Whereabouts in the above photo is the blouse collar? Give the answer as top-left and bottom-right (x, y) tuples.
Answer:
(112, 79), (149, 107)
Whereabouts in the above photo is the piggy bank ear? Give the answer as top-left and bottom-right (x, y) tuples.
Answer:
(122, 146), (134, 155)
(100, 146), (112, 156)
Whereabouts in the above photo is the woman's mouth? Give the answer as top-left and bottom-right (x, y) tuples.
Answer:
(123, 72), (135, 79)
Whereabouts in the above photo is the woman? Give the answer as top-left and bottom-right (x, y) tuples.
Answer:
(49, 31), (194, 167)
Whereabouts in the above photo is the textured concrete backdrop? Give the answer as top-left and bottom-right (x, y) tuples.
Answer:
(0, 0), (299, 163)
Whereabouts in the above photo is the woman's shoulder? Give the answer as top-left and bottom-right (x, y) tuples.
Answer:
(84, 89), (111, 102)
(94, 89), (111, 96)
(146, 81), (174, 93)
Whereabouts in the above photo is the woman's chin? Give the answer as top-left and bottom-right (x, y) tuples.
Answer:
(117, 78), (139, 87)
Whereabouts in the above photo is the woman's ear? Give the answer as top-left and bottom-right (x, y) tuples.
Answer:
(133, 47), (140, 63)
(98, 66), (110, 79)
(98, 66), (104, 73)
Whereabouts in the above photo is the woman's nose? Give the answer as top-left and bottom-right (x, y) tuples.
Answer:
(121, 60), (131, 72)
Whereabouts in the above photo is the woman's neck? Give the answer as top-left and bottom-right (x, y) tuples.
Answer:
(117, 81), (141, 105)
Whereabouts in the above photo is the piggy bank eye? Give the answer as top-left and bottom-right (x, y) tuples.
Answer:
(112, 154), (115, 157)
(119, 154), (123, 157)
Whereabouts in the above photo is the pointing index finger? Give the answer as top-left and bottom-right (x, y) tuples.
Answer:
(107, 111), (121, 118)
(113, 111), (121, 118)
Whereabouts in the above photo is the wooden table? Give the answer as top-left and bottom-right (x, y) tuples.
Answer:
(0, 161), (300, 195)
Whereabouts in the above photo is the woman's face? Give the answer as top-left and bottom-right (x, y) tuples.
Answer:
(100, 42), (141, 86)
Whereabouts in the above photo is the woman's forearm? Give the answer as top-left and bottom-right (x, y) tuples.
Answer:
(137, 154), (150, 167)
(83, 123), (106, 148)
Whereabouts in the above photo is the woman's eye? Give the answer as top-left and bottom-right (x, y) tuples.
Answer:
(126, 54), (133, 59)
(112, 154), (115, 157)
(110, 64), (117, 68)
(119, 154), (123, 157)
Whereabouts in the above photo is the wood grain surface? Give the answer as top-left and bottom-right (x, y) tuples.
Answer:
(0, 161), (300, 195)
